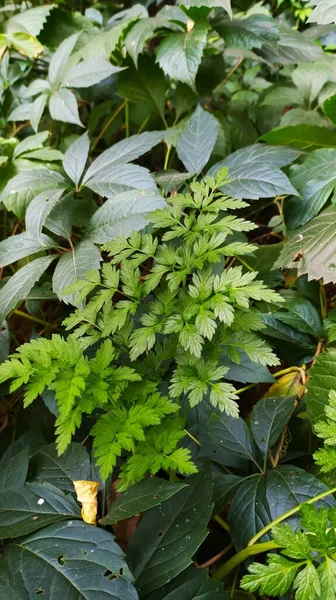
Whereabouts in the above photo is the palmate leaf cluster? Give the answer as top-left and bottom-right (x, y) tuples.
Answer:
(0, 170), (282, 487)
(241, 504), (336, 599)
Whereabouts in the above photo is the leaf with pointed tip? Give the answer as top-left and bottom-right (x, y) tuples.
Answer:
(101, 478), (187, 525)
(125, 16), (169, 66)
(6, 5), (56, 36)
(0, 447), (29, 490)
(83, 131), (164, 184)
(6, 32), (44, 58)
(128, 467), (213, 597)
(13, 131), (49, 158)
(156, 21), (209, 91)
(306, 348), (336, 422)
(85, 190), (166, 243)
(0, 168), (66, 219)
(275, 205), (336, 284)
(0, 482), (80, 539)
(209, 144), (301, 200)
(52, 241), (101, 305)
(85, 163), (158, 198)
(31, 443), (90, 492)
(176, 105), (217, 174)
(209, 413), (257, 464)
(250, 396), (296, 458)
(2, 520), (137, 599)
(117, 57), (167, 119)
(0, 232), (56, 267)
(62, 59), (124, 89)
(44, 192), (74, 240)
(0, 255), (56, 322)
(31, 93), (48, 132)
(63, 133), (89, 186)
(308, 0), (336, 24)
(145, 568), (228, 600)
(48, 33), (80, 87)
(49, 89), (84, 127)
(260, 125), (336, 150)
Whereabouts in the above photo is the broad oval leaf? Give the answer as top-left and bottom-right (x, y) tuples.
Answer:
(156, 21), (209, 91)
(62, 58), (124, 89)
(31, 442), (91, 492)
(250, 396), (296, 459)
(2, 520), (138, 599)
(274, 205), (336, 284)
(0, 168), (66, 219)
(0, 255), (56, 322)
(85, 190), (166, 243)
(53, 241), (101, 305)
(62, 132), (90, 187)
(228, 466), (336, 549)
(209, 413), (257, 466)
(176, 105), (218, 174)
(0, 482), (80, 538)
(85, 163), (158, 198)
(209, 144), (301, 200)
(128, 467), (213, 597)
(83, 131), (164, 184)
(100, 478), (187, 525)
(49, 89), (84, 127)
(0, 231), (56, 267)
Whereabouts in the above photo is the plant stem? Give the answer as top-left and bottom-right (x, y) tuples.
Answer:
(125, 101), (130, 138)
(214, 514), (230, 533)
(91, 101), (126, 151)
(13, 309), (47, 327)
(164, 144), (172, 170)
(213, 541), (280, 580)
(184, 428), (201, 446)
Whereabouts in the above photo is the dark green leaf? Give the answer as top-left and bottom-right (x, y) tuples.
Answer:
(0, 447), (29, 490)
(117, 57), (167, 119)
(2, 520), (137, 599)
(324, 94), (336, 124)
(228, 466), (335, 549)
(128, 467), (213, 597)
(0, 482), (80, 538)
(260, 125), (336, 150)
(100, 478), (187, 525)
(250, 396), (295, 458)
(209, 413), (257, 465)
(145, 567), (227, 600)
(31, 443), (90, 493)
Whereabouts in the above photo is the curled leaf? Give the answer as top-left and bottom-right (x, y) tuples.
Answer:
(73, 480), (99, 525)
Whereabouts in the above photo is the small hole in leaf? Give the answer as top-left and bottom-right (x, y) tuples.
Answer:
(82, 550), (87, 555)
(158, 531), (162, 537)
(119, 567), (124, 576)
(153, 494), (159, 500)
(35, 589), (45, 596)
(104, 569), (117, 581)
(57, 555), (66, 566)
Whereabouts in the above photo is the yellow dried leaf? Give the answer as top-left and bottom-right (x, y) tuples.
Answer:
(73, 480), (99, 525)
(265, 371), (303, 399)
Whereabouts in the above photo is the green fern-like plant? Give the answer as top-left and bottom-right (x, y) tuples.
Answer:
(314, 389), (336, 473)
(0, 168), (283, 488)
(241, 504), (336, 599)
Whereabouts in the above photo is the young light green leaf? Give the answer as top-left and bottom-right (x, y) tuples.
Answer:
(176, 105), (218, 174)
(241, 554), (301, 596)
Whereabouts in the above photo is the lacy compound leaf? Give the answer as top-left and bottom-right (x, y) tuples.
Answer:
(306, 348), (336, 422)
(274, 205), (336, 284)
